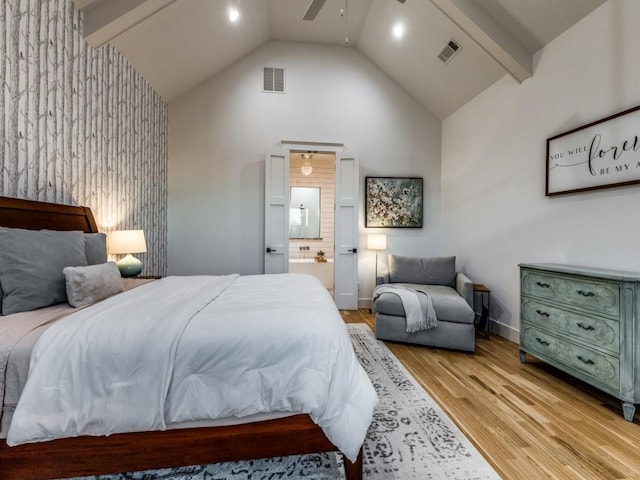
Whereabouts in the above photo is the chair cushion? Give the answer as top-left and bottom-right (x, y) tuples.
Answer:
(373, 284), (474, 325)
(388, 255), (456, 286)
(375, 312), (475, 352)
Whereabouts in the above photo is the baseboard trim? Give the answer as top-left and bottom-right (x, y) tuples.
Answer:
(358, 299), (372, 309)
(489, 318), (519, 343)
(358, 297), (373, 309)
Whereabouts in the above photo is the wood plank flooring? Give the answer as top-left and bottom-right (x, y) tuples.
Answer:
(341, 309), (640, 480)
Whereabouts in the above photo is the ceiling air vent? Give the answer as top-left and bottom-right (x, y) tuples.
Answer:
(263, 67), (285, 93)
(437, 39), (461, 64)
(303, 0), (326, 21)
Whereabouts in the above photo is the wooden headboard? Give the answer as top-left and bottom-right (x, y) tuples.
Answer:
(0, 196), (98, 233)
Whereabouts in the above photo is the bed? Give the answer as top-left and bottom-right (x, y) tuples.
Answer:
(0, 195), (375, 480)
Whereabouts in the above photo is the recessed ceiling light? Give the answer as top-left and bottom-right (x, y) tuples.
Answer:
(228, 7), (240, 23)
(392, 22), (405, 39)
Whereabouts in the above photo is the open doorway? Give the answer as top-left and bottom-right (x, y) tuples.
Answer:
(288, 151), (336, 295)
(265, 145), (359, 310)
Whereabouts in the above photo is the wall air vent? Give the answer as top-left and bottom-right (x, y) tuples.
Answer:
(437, 39), (461, 64)
(263, 67), (285, 93)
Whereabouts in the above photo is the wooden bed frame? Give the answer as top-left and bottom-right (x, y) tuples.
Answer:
(0, 196), (363, 480)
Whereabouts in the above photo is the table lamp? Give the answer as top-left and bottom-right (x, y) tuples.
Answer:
(109, 230), (147, 277)
(367, 233), (387, 281)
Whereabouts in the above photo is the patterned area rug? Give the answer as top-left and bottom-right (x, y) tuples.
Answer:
(65, 324), (500, 480)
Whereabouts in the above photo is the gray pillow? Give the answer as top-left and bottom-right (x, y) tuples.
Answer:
(388, 255), (456, 286)
(84, 233), (107, 265)
(64, 262), (123, 308)
(0, 227), (88, 315)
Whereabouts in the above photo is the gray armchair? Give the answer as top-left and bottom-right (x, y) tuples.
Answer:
(372, 255), (476, 352)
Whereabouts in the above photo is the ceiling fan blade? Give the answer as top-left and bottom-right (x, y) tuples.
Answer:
(303, 0), (327, 21)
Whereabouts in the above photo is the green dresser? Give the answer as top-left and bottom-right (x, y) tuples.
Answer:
(519, 263), (640, 421)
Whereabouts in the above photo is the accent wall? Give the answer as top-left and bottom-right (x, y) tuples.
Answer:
(0, 0), (168, 276)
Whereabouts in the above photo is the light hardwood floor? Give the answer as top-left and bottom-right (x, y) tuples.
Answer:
(341, 309), (640, 480)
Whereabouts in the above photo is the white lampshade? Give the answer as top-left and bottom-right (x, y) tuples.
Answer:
(109, 230), (147, 254)
(367, 234), (387, 251)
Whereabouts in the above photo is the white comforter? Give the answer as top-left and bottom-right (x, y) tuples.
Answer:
(7, 274), (377, 461)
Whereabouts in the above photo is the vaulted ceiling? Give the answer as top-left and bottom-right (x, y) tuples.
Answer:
(73, 0), (606, 119)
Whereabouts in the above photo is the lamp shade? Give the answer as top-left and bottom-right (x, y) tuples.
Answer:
(109, 230), (147, 254)
(367, 234), (387, 251)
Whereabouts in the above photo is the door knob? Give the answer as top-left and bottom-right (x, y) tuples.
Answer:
(348, 248), (357, 253)
(266, 247), (277, 253)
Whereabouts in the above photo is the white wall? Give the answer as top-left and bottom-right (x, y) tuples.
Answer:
(168, 41), (441, 304)
(441, 0), (640, 341)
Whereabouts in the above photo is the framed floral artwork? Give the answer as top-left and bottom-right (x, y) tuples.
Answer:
(365, 177), (423, 228)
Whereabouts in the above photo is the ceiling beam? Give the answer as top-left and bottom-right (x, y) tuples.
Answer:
(429, 0), (532, 83)
(82, 0), (177, 47)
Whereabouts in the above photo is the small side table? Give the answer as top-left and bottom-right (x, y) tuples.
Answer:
(473, 283), (490, 339)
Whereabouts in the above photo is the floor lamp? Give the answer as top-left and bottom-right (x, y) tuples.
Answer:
(367, 234), (387, 286)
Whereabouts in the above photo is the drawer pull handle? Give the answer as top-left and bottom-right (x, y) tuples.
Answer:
(577, 355), (595, 366)
(535, 282), (550, 288)
(535, 337), (550, 346)
(535, 309), (550, 317)
(576, 322), (595, 331)
(577, 290), (596, 297)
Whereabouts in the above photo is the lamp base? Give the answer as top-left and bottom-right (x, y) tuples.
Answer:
(117, 254), (143, 278)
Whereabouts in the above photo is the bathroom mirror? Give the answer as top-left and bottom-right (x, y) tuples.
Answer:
(289, 186), (321, 239)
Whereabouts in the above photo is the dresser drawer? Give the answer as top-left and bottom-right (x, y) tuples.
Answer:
(521, 299), (620, 354)
(521, 325), (620, 391)
(521, 270), (619, 317)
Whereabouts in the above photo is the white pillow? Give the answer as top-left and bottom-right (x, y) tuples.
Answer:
(63, 262), (123, 308)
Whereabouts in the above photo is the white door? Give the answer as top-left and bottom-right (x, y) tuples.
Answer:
(334, 152), (359, 310)
(264, 149), (289, 274)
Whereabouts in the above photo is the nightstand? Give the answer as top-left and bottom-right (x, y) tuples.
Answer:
(473, 283), (490, 339)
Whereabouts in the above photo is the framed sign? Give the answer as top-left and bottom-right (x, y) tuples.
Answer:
(546, 104), (640, 196)
(365, 177), (423, 228)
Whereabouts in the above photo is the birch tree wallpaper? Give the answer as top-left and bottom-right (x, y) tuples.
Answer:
(0, 0), (168, 275)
